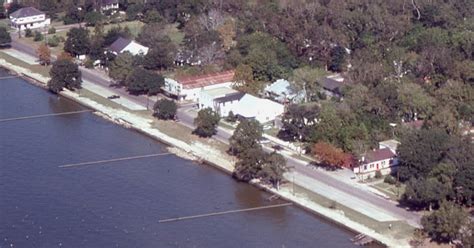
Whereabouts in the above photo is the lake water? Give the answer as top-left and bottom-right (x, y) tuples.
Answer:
(0, 68), (357, 247)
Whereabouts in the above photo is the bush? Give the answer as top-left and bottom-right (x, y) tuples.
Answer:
(48, 27), (56, 34)
(375, 170), (383, 179)
(47, 35), (60, 47)
(226, 111), (237, 123)
(84, 59), (94, 68)
(24, 28), (33, 37)
(153, 99), (177, 120)
(33, 31), (43, 41)
(384, 175), (397, 185)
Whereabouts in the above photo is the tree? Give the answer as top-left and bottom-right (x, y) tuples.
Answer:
(37, 43), (51, 65)
(125, 68), (164, 95)
(64, 27), (90, 57)
(103, 26), (131, 47)
(136, 23), (168, 48)
(328, 46), (347, 72)
(421, 201), (468, 243)
(397, 128), (451, 181)
(278, 104), (319, 142)
(47, 59), (82, 93)
(153, 99), (177, 120)
(33, 31), (43, 42)
(0, 27), (11, 46)
(84, 11), (105, 27)
(312, 142), (352, 169)
(193, 108), (220, 138)
(126, 3), (144, 21)
(233, 146), (266, 182)
(259, 152), (288, 189)
(229, 119), (263, 157)
(63, 5), (84, 24)
(226, 111), (237, 123)
(0, 0), (5, 18)
(57, 52), (73, 61)
(402, 177), (454, 210)
(47, 35), (60, 47)
(24, 28), (33, 37)
(48, 27), (56, 34)
(232, 64), (262, 95)
(108, 52), (134, 84)
(397, 81), (435, 121)
(143, 42), (176, 70)
(291, 66), (326, 102)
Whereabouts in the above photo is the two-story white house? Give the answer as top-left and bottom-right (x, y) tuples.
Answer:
(353, 139), (400, 180)
(9, 7), (51, 31)
(108, 37), (149, 56)
(99, 0), (119, 13)
(199, 87), (244, 116)
(198, 86), (285, 124)
(163, 70), (235, 101)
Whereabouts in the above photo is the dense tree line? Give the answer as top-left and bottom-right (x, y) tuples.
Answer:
(229, 119), (288, 189)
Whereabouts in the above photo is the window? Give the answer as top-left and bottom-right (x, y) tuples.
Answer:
(363, 165), (367, 170)
(382, 161), (386, 165)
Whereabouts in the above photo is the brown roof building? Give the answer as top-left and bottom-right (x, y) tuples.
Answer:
(176, 70), (235, 89)
(163, 70), (236, 101)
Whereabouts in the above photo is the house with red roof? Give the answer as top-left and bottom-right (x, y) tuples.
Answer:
(163, 70), (235, 101)
(353, 140), (400, 180)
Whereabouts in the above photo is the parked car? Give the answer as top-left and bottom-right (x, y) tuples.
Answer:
(259, 137), (271, 144)
(107, 95), (120, 99)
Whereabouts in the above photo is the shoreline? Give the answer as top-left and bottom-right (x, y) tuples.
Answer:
(1, 63), (410, 247)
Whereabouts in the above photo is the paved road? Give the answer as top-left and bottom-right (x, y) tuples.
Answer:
(9, 37), (421, 227)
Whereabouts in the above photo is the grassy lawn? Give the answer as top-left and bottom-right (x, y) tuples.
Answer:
(164, 23), (184, 46)
(0, 50), (51, 77)
(0, 19), (12, 30)
(292, 183), (415, 240)
(371, 181), (406, 201)
(87, 20), (145, 38)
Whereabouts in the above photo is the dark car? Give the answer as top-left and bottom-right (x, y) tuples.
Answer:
(107, 95), (120, 99)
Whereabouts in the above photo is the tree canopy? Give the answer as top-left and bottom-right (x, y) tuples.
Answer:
(47, 59), (82, 93)
(193, 108), (220, 138)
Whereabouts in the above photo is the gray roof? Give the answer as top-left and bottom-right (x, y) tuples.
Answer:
(109, 37), (132, 53)
(320, 77), (344, 92)
(214, 92), (245, 104)
(100, 0), (119, 6)
(10, 7), (44, 19)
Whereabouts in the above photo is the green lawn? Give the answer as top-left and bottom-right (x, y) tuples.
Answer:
(371, 181), (406, 201)
(88, 20), (145, 38)
(0, 51), (51, 77)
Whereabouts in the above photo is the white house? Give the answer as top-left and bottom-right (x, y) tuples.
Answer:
(264, 79), (304, 103)
(232, 94), (285, 124)
(163, 70), (235, 101)
(353, 140), (400, 180)
(198, 87), (244, 116)
(99, 0), (119, 13)
(108, 37), (149, 56)
(9, 7), (51, 31)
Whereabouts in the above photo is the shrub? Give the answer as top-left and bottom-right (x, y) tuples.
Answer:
(33, 31), (43, 41)
(375, 170), (383, 179)
(47, 35), (60, 47)
(24, 28), (33, 37)
(48, 27), (56, 34)
(226, 111), (237, 123)
(153, 99), (177, 120)
(384, 175), (397, 185)
(84, 59), (94, 68)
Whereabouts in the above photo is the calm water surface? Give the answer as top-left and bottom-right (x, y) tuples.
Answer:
(0, 69), (357, 247)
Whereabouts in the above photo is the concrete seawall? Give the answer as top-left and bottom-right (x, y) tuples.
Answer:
(1, 61), (410, 247)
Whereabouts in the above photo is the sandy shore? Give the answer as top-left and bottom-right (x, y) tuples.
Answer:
(1, 60), (411, 247)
